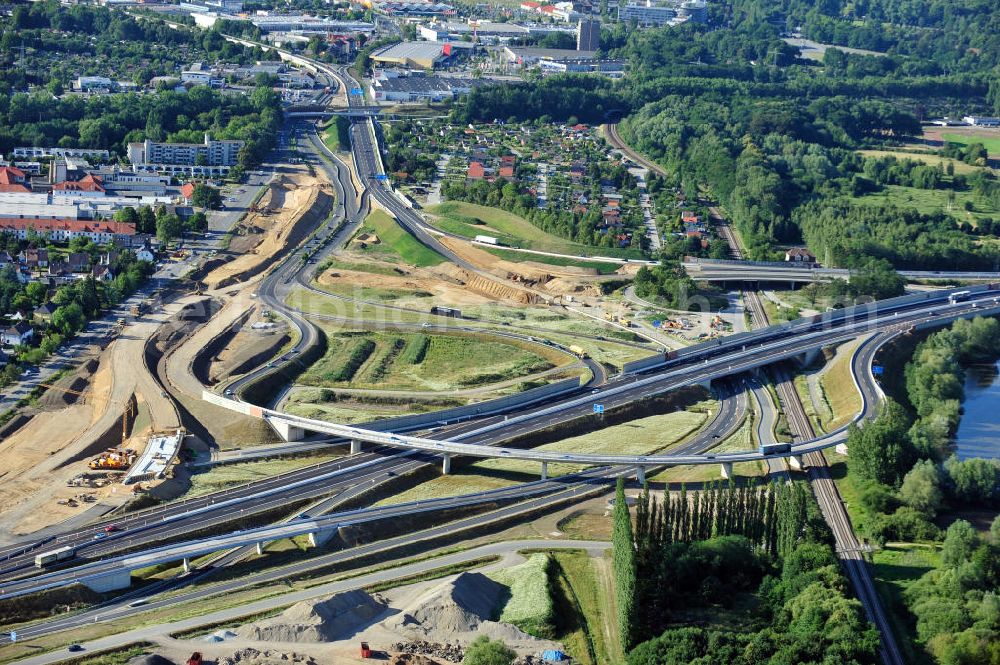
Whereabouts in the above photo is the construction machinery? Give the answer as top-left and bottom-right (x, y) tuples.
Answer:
(88, 448), (137, 471)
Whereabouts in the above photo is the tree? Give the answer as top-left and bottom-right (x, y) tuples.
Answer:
(941, 520), (978, 568)
(156, 213), (184, 244)
(899, 459), (944, 516)
(612, 477), (638, 652)
(846, 398), (914, 486)
(462, 636), (516, 665)
(191, 183), (222, 209)
(945, 457), (1000, 504)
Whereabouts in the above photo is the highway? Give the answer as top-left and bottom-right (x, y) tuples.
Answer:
(685, 256), (1000, 283)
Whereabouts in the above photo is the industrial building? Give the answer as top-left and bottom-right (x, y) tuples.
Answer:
(369, 41), (470, 70)
(369, 73), (488, 102)
(617, 0), (707, 26)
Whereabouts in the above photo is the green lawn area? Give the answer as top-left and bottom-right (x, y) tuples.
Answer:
(426, 201), (642, 258)
(552, 550), (622, 665)
(942, 133), (1000, 156)
(851, 184), (1000, 227)
(299, 329), (562, 391)
(818, 339), (863, 431)
(185, 455), (343, 497)
(488, 553), (556, 638)
(871, 543), (940, 664)
(358, 210), (445, 267)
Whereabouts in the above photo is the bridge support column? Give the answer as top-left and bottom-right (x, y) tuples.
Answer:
(308, 529), (336, 548)
(182, 557), (190, 573)
(720, 462), (734, 479)
(271, 419), (306, 442)
(83, 569), (132, 593)
(442, 453), (452, 475)
(798, 348), (821, 367)
(256, 542), (264, 556)
(541, 461), (548, 480)
(636, 466), (646, 485)
(350, 439), (362, 455)
(697, 379), (712, 392)
(835, 442), (849, 456)
(788, 455), (805, 471)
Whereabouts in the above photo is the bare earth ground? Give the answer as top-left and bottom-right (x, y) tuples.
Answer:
(921, 125), (1000, 158)
(0, 297), (192, 538)
(204, 173), (332, 289)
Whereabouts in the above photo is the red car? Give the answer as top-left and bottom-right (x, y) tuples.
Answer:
(104, 525), (120, 533)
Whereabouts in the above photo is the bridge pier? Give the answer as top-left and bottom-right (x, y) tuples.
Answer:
(442, 453), (452, 475)
(541, 461), (548, 480)
(271, 419), (306, 442)
(308, 529), (336, 548)
(636, 466), (646, 484)
(835, 442), (848, 456)
(697, 379), (712, 392)
(182, 557), (190, 573)
(720, 462), (734, 479)
(350, 439), (362, 455)
(797, 348), (821, 367)
(83, 570), (132, 593)
(256, 542), (264, 556)
(788, 455), (805, 471)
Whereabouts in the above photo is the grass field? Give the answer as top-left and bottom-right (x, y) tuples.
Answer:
(358, 210), (444, 267)
(852, 184), (1000, 227)
(427, 201), (641, 258)
(871, 543), (940, 663)
(819, 340), (863, 430)
(300, 330), (561, 391)
(857, 149), (986, 175)
(942, 132), (1000, 156)
(186, 455), (343, 497)
(488, 553), (556, 638)
(377, 409), (711, 505)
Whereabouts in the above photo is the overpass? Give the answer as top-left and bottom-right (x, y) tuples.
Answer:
(683, 257), (1000, 283)
(205, 284), (1000, 481)
(286, 105), (382, 118)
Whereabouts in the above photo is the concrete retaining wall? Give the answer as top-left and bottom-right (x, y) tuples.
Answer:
(622, 353), (667, 375)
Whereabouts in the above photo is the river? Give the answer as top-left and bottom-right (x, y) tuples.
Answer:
(953, 361), (1000, 460)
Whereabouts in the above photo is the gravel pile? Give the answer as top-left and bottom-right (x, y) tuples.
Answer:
(217, 648), (316, 665)
(237, 590), (386, 643)
(388, 573), (546, 645)
(391, 641), (463, 663)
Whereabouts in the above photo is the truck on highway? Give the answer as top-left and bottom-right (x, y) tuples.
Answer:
(474, 235), (500, 246)
(34, 545), (75, 568)
(569, 345), (589, 358)
(759, 442), (793, 456)
(948, 290), (971, 305)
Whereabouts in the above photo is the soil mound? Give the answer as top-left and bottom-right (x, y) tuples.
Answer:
(128, 655), (175, 665)
(389, 572), (541, 643)
(237, 590), (386, 642)
(218, 648), (316, 665)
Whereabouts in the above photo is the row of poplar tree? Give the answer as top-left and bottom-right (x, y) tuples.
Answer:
(612, 477), (816, 651)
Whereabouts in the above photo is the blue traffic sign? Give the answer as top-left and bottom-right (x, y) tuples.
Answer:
(593, 404), (604, 414)
(350, 88), (364, 95)
(872, 365), (884, 376)
(375, 174), (389, 181)
(652, 320), (661, 328)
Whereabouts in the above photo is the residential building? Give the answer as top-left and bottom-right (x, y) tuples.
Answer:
(33, 302), (58, 323)
(0, 166), (30, 194)
(11, 147), (110, 161)
(0, 219), (135, 244)
(20, 248), (49, 268)
(1, 322), (34, 347)
(576, 18), (600, 51)
(51, 174), (106, 197)
(785, 247), (816, 263)
(127, 133), (244, 168)
(617, 0), (706, 25)
(73, 76), (116, 92)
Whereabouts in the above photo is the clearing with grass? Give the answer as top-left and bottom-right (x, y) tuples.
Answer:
(299, 329), (564, 391)
(488, 553), (556, 638)
(427, 201), (635, 257)
(851, 184), (999, 227)
(358, 210), (444, 267)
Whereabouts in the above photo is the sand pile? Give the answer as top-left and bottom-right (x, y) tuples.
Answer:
(237, 590), (386, 642)
(389, 573), (541, 644)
